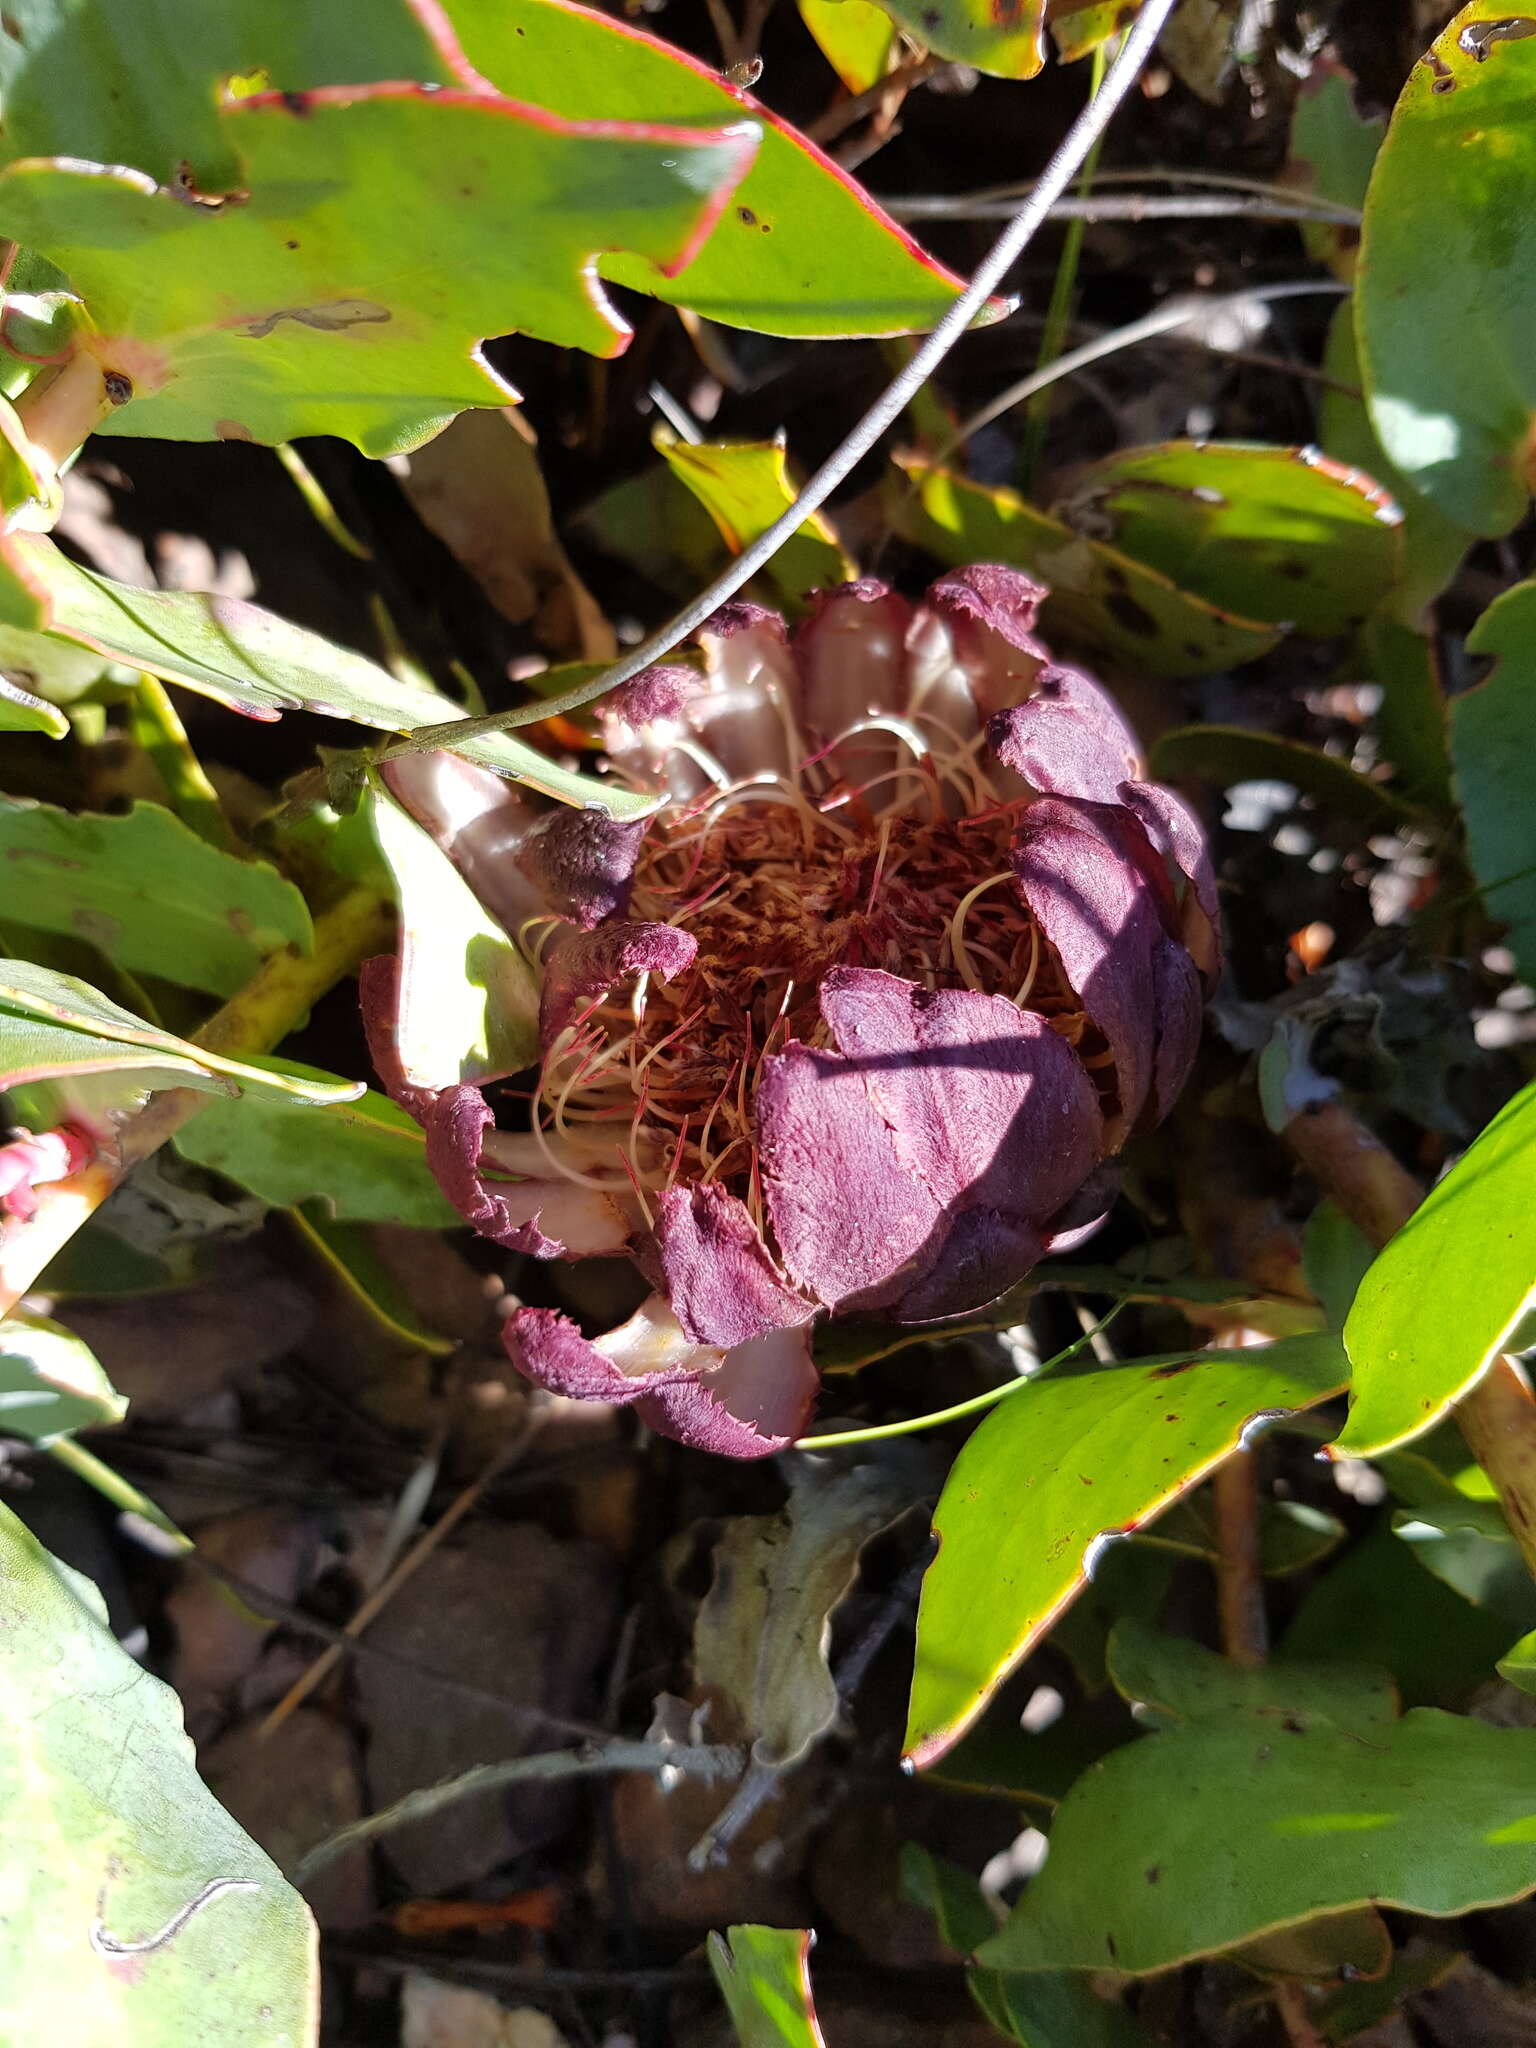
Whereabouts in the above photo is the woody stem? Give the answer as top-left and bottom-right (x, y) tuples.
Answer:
(1282, 1100), (1536, 1581)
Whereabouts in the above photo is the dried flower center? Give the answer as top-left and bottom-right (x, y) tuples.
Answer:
(535, 779), (1106, 1221)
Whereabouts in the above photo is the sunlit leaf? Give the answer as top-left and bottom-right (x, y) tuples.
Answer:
(446, 0), (979, 336)
(0, 1311), (126, 1442)
(1051, 1), (1136, 62)
(1451, 580), (1536, 986)
(1057, 441), (1403, 637)
(0, 0), (450, 187)
(0, 957), (364, 1105)
(0, 798), (312, 998)
(980, 1706), (1536, 1975)
(797, 0), (897, 93)
(1357, 3), (1536, 535)
(866, 0), (1042, 75)
(0, 673), (66, 737)
(1337, 1081), (1536, 1457)
(174, 1060), (460, 1228)
(892, 455), (1279, 678)
(1319, 303), (1471, 621)
(0, 86), (758, 455)
(0, 1503), (317, 2043)
(904, 1334), (1348, 1766)
(708, 1926), (826, 2048)
(11, 537), (652, 816)
(367, 782), (541, 1092)
(657, 437), (854, 612)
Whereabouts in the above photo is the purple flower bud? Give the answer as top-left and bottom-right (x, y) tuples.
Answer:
(364, 566), (1219, 1457)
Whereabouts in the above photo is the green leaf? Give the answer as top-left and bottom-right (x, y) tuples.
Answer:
(980, 1706), (1536, 1976)
(0, 673), (67, 737)
(904, 1333), (1349, 1766)
(927, 1702), (1136, 1812)
(1287, 64), (1382, 278)
(1105, 1617), (1397, 1734)
(657, 438), (854, 612)
(1337, 1081), (1536, 1457)
(708, 1926), (825, 2048)
(1498, 1628), (1536, 1698)
(971, 1972), (1154, 2048)
(902, 1846), (1154, 2048)
(1051, 1), (1140, 62)
(892, 455), (1280, 679)
(174, 1060), (459, 1228)
(368, 782), (541, 1091)
(1303, 1202), (1378, 1331)
(574, 463), (728, 601)
(445, 0), (976, 337)
(0, 1311), (126, 1441)
(1390, 1498), (1536, 1635)
(0, 1503), (317, 2042)
(900, 1843), (998, 1957)
(1057, 441), (1403, 637)
(1284, 1518), (1512, 1713)
(286, 1207), (457, 1358)
(1452, 580), (1536, 985)
(1233, 1909), (1392, 1990)
(1356, 4), (1536, 535)
(1319, 304), (1472, 621)
(1149, 726), (1418, 829)
(0, 0), (451, 188)
(11, 536), (652, 816)
(0, 957), (364, 1105)
(0, 798), (312, 998)
(0, 88), (758, 455)
(1354, 614), (1454, 814)
(864, 0), (1043, 76)
(796, 0), (897, 93)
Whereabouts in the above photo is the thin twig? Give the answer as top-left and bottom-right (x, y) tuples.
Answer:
(290, 1740), (745, 1889)
(1211, 1449), (1267, 1668)
(374, 0), (1182, 771)
(887, 192), (1362, 225)
(1019, 37), (1109, 490)
(807, 52), (945, 145)
(934, 277), (1350, 461)
(184, 1547), (619, 1743)
(256, 1434), (526, 1739)
(897, 162), (1365, 215)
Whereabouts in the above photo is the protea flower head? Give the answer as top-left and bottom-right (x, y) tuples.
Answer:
(364, 566), (1220, 1458)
